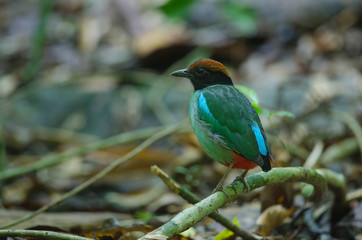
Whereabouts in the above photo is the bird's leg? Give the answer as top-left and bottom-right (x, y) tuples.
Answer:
(234, 170), (250, 192)
(212, 163), (234, 195)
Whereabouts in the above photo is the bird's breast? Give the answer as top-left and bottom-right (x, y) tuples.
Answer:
(189, 91), (234, 165)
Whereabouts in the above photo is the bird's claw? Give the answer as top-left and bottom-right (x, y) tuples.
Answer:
(212, 187), (231, 204)
(234, 174), (250, 192)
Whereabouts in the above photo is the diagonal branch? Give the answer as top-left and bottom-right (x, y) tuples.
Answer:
(0, 121), (186, 229)
(0, 126), (166, 181)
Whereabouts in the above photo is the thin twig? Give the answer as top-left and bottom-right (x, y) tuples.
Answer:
(320, 137), (358, 166)
(0, 125), (165, 181)
(0, 229), (92, 240)
(0, 119), (6, 172)
(303, 141), (324, 169)
(331, 110), (362, 161)
(346, 188), (362, 202)
(0, 121), (186, 229)
(151, 165), (263, 240)
(32, 126), (99, 144)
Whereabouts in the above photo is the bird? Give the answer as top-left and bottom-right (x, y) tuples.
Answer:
(171, 58), (274, 192)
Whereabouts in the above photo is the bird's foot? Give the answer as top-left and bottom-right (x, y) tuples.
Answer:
(234, 176), (250, 192)
(212, 179), (231, 201)
(234, 170), (250, 192)
(212, 186), (231, 205)
(212, 180), (224, 194)
(212, 185), (230, 198)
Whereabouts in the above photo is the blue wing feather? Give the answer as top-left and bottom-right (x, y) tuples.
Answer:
(251, 125), (267, 156)
(198, 92), (213, 118)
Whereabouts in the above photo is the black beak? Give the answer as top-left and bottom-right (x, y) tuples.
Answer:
(170, 69), (190, 78)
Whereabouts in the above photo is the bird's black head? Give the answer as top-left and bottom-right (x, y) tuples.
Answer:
(170, 58), (233, 91)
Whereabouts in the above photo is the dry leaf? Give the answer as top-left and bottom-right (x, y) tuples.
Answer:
(256, 204), (297, 236)
(260, 184), (294, 212)
(81, 224), (153, 239)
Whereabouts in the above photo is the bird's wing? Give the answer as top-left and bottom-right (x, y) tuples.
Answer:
(198, 85), (270, 166)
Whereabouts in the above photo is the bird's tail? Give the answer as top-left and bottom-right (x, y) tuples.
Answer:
(261, 154), (274, 172)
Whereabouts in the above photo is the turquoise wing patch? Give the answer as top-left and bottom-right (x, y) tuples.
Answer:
(251, 125), (267, 156)
(198, 92), (213, 118)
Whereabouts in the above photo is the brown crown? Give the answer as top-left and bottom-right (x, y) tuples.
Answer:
(188, 58), (230, 78)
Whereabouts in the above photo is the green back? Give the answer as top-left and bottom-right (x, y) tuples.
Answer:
(194, 85), (271, 164)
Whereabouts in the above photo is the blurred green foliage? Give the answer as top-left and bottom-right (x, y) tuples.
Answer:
(159, 0), (195, 20)
(159, 0), (257, 36)
(235, 84), (259, 105)
(221, 1), (257, 36)
(135, 211), (155, 223)
(214, 216), (240, 240)
(22, 0), (54, 83)
(235, 84), (295, 118)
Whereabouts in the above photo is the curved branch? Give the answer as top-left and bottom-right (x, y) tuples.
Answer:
(141, 167), (329, 239)
(151, 165), (262, 240)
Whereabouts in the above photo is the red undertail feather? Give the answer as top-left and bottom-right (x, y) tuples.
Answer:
(269, 154), (275, 168)
(227, 152), (258, 170)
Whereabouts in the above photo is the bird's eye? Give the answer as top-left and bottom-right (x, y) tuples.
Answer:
(195, 68), (206, 76)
